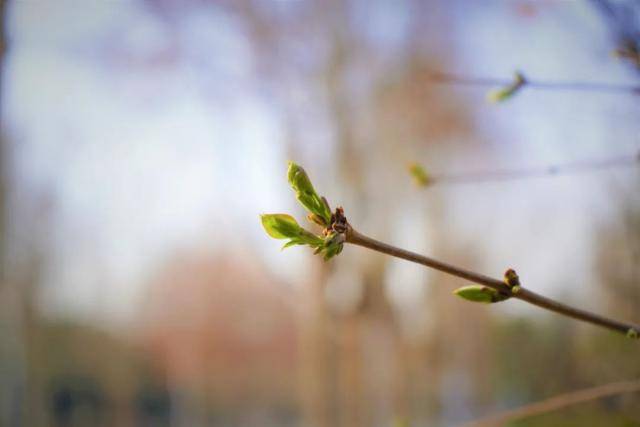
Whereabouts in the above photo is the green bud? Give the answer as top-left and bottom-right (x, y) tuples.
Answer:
(487, 71), (526, 103)
(627, 328), (639, 339)
(260, 214), (324, 250)
(288, 161), (314, 194)
(454, 285), (509, 304)
(287, 162), (332, 226)
(454, 285), (494, 303)
(408, 163), (432, 187)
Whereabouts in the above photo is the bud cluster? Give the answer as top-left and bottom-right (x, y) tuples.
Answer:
(261, 162), (346, 261)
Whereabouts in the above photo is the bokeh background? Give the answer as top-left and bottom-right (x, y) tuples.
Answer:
(1, 0), (639, 426)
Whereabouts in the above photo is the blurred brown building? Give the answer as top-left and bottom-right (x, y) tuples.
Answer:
(138, 250), (299, 424)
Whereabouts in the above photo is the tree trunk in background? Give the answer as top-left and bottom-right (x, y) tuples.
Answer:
(325, 24), (398, 427)
(0, 2), (37, 424)
(0, 0), (5, 275)
(0, 3), (26, 427)
(325, 24), (367, 427)
(298, 262), (332, 427)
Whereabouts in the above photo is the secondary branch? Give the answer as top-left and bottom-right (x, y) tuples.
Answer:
(459, 379), (640, 427)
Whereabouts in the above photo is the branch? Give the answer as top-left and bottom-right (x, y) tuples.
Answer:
(458, 378), (640, 427)
(261, 162), (640, 339)
(427, 70), (640, 95)
(409, 152), (640, 188)
(345, 226), (640, 338)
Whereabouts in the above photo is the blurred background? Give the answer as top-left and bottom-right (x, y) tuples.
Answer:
(0, 0), (639, 426)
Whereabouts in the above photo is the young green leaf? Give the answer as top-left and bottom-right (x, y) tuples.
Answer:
(287, 162), (333, 226)
(260, 214), (324, 250)
(261, 214), (302, 239)
(487, 71), (526, 103)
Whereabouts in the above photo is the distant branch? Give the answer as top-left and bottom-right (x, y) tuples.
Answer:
(427, 70), (640, 95)
(459, 378), (640, 427)
(410, 151), (640, 188)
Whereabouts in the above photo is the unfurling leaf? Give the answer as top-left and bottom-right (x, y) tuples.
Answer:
(281, 240), (300, 250)
(487, 71), (526, 103)
(261, 214), (303, 239)
(454, 285), (509, 304)
(260, 214), (324, 250)
(287, 162), (332, 226)
(408, 163), (432, 187)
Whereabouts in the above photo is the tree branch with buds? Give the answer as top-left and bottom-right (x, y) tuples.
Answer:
(261, 162), (640, 339)
(426, 70), (640, 101)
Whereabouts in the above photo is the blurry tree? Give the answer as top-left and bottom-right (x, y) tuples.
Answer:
(135, 0), (498, 425)
(0, 1), (26, 425)
(228, 1), (496, 425)
(580, 186), (640, 392)
(0, 0), (5, 270)
(0, 3), (66, 423)
(588, 0), (640, 404)
(595, 196), (640, 324)
(131, 0), (640, 426)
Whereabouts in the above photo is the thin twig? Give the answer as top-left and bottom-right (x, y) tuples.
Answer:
(345, 227), (640, 337)
(458, 379), (640, 427)
(427, 71), (640, 94)
(431, 152), (639, 186)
